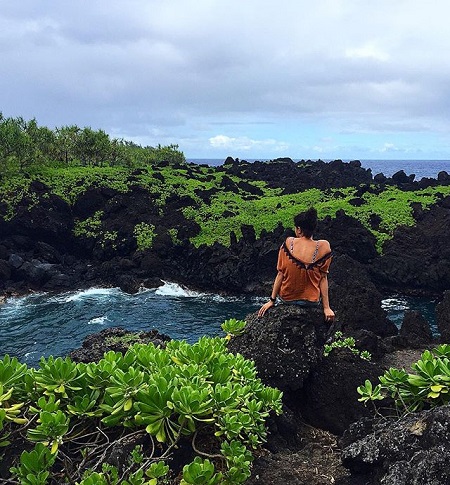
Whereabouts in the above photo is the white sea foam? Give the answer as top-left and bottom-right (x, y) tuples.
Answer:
(155, 281), (205, 297)
(2, 292), (47, 309)
(381, 298), (408, 311)
(65, 287), (121, 302)
(208, 293), (262, 304)
(88, 316), (109, 325)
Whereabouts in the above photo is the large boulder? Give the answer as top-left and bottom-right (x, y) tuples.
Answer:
(3, 192), (74, 249)
(319, 210), (378, 264)
(229, 305), (386, 438)
(72, 187), (116, 218)
(372, 201), (450, 294)
(228, 305), (328, 392)
(341, 405), (450, 484)
(399, 310), (433, 348)
(298, 348), (385, 435)
(69, 327), (171, 363)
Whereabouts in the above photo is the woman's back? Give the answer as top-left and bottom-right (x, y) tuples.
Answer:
(277, 237), (332, 302)
(288, 237), (331, 264)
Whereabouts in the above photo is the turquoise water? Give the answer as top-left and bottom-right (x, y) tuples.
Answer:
(382, 296), (437, 334)
(0, 283), (263, 366)
(0, 283), (437, 367)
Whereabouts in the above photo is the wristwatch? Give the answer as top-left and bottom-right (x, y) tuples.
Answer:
(269, 296), (276, 303)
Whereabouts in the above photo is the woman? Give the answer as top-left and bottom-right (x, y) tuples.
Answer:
(258, 207), (335, 322)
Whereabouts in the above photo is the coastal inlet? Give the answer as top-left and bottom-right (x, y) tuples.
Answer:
(0, 282), (436, 367)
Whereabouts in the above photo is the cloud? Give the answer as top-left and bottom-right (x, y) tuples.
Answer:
(345, 43), (389, 61)
(209, 135), (289, 152)
(2, 0), (450, 158)
(380, 143), (400, 153)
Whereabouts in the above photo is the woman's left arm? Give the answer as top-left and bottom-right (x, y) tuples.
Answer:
(258, 271), (283, 317)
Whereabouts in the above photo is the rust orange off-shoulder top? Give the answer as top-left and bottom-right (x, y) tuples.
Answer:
(276, 240), (332, 302)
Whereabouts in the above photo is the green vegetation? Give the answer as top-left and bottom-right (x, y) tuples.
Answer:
(323, 331), (372, 361)
(0, 113), (185, 174)
(73, 211), (104, 239)
(73, 211), (119, 249)
(184, 184), (450, 251)
(357, 344), (450, 414)
(0, 328), (282, 484)
(105, 333), (147, 348)
(221, 319), (247, 341)
(134, 222), (157, 251)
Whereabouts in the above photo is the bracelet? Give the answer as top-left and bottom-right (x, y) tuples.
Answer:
(269, 296), (276, 303)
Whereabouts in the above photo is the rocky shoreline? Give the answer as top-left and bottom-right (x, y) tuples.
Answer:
(1, 159), (450, 343)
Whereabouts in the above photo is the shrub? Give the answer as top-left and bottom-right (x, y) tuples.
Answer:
(357, 344), (450, 414)
(1, 325), (282, 483)
(324, 331), (372, 361)
(134, 222), (156, 251)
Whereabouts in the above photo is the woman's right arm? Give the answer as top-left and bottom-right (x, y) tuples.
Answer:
(318, 240), (334, 322)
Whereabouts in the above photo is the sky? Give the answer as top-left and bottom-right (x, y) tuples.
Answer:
(1, 0), (450, 161)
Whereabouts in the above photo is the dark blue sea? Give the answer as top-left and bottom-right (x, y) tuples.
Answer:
(0, 159), (445, 365)
(0, 284), (438, 367)
(0, 284), (263, 366)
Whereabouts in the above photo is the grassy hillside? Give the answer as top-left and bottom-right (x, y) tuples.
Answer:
(2, 163), (450, 253)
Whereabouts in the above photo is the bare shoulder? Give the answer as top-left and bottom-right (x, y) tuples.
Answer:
(318, 239), (331, 251)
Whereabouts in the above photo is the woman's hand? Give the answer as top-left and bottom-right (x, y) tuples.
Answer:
(258, 300), (275, 318)
(323, 307), (335, 323)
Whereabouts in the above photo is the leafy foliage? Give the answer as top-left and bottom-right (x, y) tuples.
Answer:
(221, 319), (247, 340)
(180, 457), (222, 485)
(10, 443), (56, 485)
(324, 331), (372, 361)
(0, 113), (185, 173)
(0, 326), (282, 483)
(134, 222), (157, 251)
(357, 344), (450, 414)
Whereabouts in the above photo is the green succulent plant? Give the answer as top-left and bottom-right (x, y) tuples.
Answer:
(10, 443), (56, 485)
(180, 457), (223, 485)
(359, 345), (450, 414)
(0, 324), (283, 483)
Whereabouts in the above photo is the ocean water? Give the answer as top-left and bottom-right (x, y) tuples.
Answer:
(0, 283), (263, 366)
(0, 283), (437, 367)
(188, 159), (450, 180)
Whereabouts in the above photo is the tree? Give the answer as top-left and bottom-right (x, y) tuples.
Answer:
(55, 125), (80, 165)
(146, 144), (186, 165)
(0, 114), (34, 172)
(26, 118), (57, 164)
(75, 127), (111, 166)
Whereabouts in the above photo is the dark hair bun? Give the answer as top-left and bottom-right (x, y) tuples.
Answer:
(294, 207), (318, 237)
(304, 207), (317, 223)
